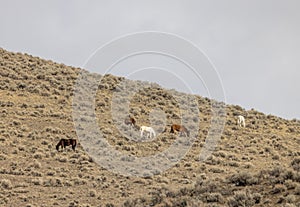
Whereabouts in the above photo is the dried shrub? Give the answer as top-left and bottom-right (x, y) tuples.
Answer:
(204, 192), (224, 203)
(285, 194), (296, 204)
(294, 184), (300, 195)
(33, 152), (43, 159)
(227, 190), (261, 207)
(89, 189), (97, 197)
(291, 158), (300, 171)
(228, 172), (258, 186)
(270, 184), (287, 194)
(284, 180), (297, 190)
(31, 178), (42, 185)
(0, 179), (12, 189)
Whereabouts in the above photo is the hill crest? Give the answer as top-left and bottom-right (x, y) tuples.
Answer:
(0, 48), (299, 206)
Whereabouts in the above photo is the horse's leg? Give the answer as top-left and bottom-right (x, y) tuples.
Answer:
(182, 129), (187, 137)
(72, 141), (76, 151)
(152, 130), (156, 138)
(56, 142), (60, 151)
(140, 129), (143, 138)
(74, 140), (77, 151)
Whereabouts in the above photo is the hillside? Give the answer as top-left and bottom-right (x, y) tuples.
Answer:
(0, 48), (299, 207)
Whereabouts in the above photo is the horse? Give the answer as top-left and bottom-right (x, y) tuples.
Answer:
(56, 138), (77, 151)
(140, 126), (156, 139)
(170, 124), (190, 137)
(124, 116), (136, 127)
(237, 115), (246, 128)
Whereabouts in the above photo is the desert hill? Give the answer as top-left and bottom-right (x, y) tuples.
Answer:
(0, 48), (299, 206)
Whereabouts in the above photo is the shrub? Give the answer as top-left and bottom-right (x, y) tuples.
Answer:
(227, 190), (260, 207)
(29, 161), (41, 169)
(270, 184), (287, 194)
(30, 171), (42, 177)
(285, 194), (296, 204)
(33, 152), (43, 159)
(284, 180), (297, 190)
(291, 158), (300, 171)
(268, 166), (283, 177)
(204, 192), (224, 203)
(0, 179), (12, 189)
(228, 172), (258, 186)
(294, 184), (300, 195)
(194, 179), (219, 194)
(89, 190), (97, 197)
(46, 171), (56, 176)
(31, 178), (42, 185)
(42, 178), (62, 187)
(58, 157), (67, 163)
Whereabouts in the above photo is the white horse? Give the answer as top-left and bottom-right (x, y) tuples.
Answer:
(237, 115), (246, 127)
(140, 126), (156, 139)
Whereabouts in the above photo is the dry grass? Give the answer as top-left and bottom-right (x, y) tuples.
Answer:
(0, 48), (299, 206)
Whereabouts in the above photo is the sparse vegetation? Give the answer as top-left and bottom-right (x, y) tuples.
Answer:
(0, 48), (299, 206)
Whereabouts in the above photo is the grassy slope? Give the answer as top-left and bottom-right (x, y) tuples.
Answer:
(0, 48), (299, 207)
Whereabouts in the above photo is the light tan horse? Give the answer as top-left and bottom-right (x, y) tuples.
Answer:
(170, 124), (190, 137)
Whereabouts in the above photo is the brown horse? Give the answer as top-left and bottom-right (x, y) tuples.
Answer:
(56, 138), (77, 151)
(124, 116), (136, 127)
(170, 124), (190, 137)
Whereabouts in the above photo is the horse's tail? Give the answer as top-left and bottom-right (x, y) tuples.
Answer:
(56, 140), (61, 151)
(170, 125), (173, 133)
(132, 118), (136, 126)
(72, 139), (77, 151)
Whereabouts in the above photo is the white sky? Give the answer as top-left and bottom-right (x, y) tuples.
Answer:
(1, 0), (299, 119)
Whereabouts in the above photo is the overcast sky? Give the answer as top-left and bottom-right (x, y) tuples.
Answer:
(1, 0), (299, 119)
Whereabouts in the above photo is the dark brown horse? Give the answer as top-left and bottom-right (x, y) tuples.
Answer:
(170, 124), (190, 137)
(56, 138), (77, 151)
(124, 116), (136, 127)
